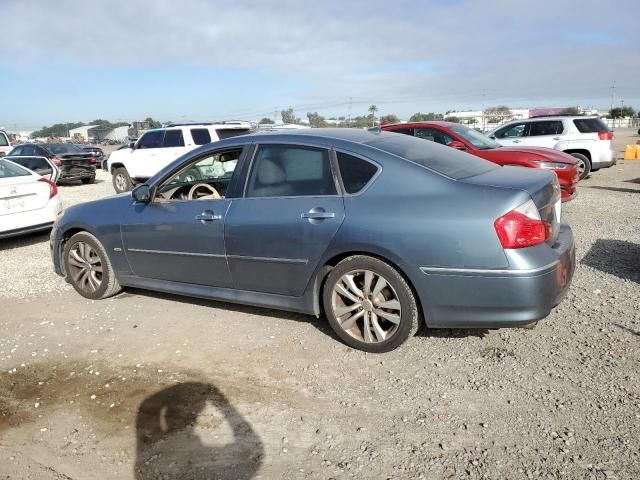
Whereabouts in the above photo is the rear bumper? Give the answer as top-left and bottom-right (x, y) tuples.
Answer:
(593, 149), (615, 168)
(416, 223), (575, 328)
(0, 197), (61, 239)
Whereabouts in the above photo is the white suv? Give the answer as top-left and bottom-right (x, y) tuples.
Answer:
(0, 130), (12, 157)
(487, 116), (615, 179)
(107, 122), (251, 193)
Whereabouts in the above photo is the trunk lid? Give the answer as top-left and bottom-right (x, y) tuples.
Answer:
(58, 153), (95, 176)
(0, 176), (50, 215)
(461, 166), (562, 244)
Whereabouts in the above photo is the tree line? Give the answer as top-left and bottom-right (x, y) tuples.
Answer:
(257, 104), (639, 129)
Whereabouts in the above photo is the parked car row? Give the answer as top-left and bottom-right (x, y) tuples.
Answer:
(486, 115), (615, 179)
(51, 129), (575, 352)
(106, 122), (252, 193)
(4, 143), (96, 184)
(380, 121), (580, 201)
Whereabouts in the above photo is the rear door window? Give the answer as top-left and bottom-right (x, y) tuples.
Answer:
(527, 121), (564, 136)
(414, 127), (456, 146)
(137, 130), (165, 149)
(191, 128), (212, 145)
(163, 129), (185, 148)
(336, 152), (379, 194)
(216, 128), (251, 140)
(573, 118), (609, 133)
(246, 145), (337, 198)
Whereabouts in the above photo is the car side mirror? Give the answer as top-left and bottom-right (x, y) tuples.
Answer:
(132, 184), (152, 203)
(488, 134), (496, 139)
(448, 140), (467, 150)
(129, 142), (136, 149)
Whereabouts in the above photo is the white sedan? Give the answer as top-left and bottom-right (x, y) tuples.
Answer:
(0, 158), (63, 239)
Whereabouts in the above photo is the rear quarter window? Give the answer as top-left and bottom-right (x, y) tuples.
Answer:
(191, 128), (212, 145)
(336, 152), (379, 193)
(573, 118), (609, 133)
(366, 134), (497, 180)
(0, 133), (9, 146)
(216, 128), (251, 140)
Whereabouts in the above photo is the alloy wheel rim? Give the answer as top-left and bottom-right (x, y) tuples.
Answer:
(115, 174), (126, 191)
(331, 269), (401, 343)
(577, 159), (585, 176)
(67, 242), (103, 293)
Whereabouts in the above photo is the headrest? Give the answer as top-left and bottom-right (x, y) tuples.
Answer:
(257, 158), (286, 185)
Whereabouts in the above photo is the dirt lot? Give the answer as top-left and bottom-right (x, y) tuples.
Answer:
(1, 132), (639, 479)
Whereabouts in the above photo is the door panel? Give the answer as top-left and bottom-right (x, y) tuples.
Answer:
(225, 196), (345, 296)
(122, 199), (232, 287)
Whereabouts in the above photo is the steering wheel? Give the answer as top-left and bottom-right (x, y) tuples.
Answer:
(188, 183), (221, 200)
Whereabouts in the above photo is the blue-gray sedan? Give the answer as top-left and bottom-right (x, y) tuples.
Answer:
(50, 129), (575, 352)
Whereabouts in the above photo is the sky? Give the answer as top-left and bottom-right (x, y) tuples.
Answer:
(0, 0), (638, 130)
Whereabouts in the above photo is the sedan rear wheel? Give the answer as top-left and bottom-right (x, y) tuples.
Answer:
(112, 167), (133, 193)
(323, 256), (419, 352)
(64, 231), (121, 300)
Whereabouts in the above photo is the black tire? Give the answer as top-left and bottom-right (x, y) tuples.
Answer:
(112, 167), (133, 193)
(81, 176), (96, 184)
(63, 231), (122, 300)
(322, 255), (420, 353)
(569, 153), (591, 180)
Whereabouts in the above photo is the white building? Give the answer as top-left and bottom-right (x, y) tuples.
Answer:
(68, 125), (128, 142)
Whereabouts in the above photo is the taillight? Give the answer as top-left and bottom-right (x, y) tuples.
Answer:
(494, 199), (549, 249)
(51, 156), (62, 166)
(38, 177), (58, 199)
(597, 131), (613, 140)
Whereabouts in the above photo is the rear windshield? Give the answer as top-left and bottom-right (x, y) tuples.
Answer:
(0, 159), (30, 178)
(216, 128), (251, 140)
(573, 118), (609, 133)
(366, 134), (497, 180)
(47, 144), (83, 154)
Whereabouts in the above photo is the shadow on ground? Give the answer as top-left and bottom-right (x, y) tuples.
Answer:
(584, 186), (640, 194)
(120, 289), (492, 344)
(0, 230), (50, 249)
(581, 239), (640, 283)
(135, 382), (263, 480)
(614, 324), (640, 337)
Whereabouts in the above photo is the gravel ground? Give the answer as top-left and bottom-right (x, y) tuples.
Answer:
(0, 131), (638, 479)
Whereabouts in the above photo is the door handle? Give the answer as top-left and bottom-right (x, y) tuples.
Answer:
(512, 139), (521, 143)
(302, 207), (335, 222)
(552, 136), (561, 140)
(195, 211), (222, 223)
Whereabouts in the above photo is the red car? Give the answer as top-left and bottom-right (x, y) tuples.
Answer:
(381, 122), (579, 201)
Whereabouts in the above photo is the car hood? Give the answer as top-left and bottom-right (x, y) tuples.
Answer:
(491, 146), (578, 164)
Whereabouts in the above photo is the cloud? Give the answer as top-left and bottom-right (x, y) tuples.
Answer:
(1, 0), (639, 116)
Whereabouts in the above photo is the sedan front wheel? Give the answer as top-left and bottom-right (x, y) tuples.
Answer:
(63, 231), (122, 300)
(323, 255), (419, 352)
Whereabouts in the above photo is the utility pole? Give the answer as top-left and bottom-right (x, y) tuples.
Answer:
(481, 89), (486, 131)
(347, 97), (352, 128)
(609, 80), (616, 112)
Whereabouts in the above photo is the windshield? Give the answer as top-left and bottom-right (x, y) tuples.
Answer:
(449, 125), (501, 150)
(47, 144), (83, 154)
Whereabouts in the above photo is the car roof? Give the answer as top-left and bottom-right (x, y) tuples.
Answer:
(383, 121), (459, 128)
(239, 127), (394, 145)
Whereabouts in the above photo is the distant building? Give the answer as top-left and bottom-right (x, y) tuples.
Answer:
(68, 125), (128, 142)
